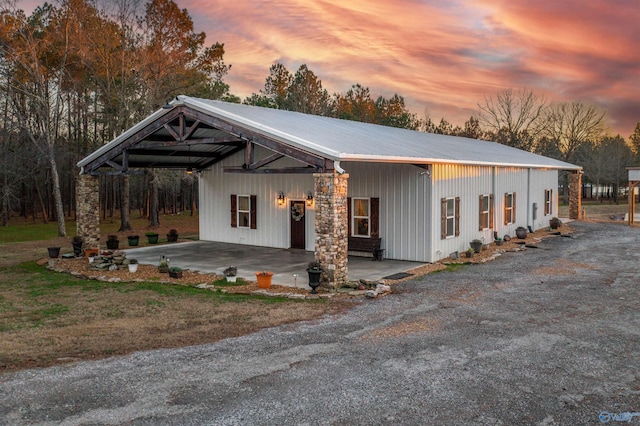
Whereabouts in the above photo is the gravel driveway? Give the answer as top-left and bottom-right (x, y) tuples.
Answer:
(1, 221), (639, 425)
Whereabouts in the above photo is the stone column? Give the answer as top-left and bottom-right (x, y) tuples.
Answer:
(569, 171), (582, 220)
(314, 172), (349, 289)
(76, 174), (101, 249)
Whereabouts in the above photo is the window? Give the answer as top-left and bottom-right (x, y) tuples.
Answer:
(479, 194), (492, 230)
(351, 198), (370, 237)
(504, 192), (516, 225)
(441, 197), (460, 239)
(347, 197), (379, 240)
(544, 189), (553, 216)
(238, 195), (250, 228)
(230, 194), (257, 229)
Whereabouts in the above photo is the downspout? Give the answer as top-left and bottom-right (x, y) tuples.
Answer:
(526, 168), (531, 229)
(334, 161), (346, 174)
(492, 166), (497, 240)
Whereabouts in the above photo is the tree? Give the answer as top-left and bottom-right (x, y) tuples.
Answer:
(478, 88), (546, 151)
(333, 84), (376, 123)
(458, 116), (483, 139)
(2, 3), (73, 236)
(137, 0), (230, 110)
(373, 94), (418, 130)
(629, 122), (640, 165)
(285, 64), (331, 115)
(541, 101), (607, 163)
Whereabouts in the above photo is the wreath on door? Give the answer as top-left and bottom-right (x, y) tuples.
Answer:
(291, 204), (304, 221)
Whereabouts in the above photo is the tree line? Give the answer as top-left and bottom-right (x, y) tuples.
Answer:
(1, 0), (638, 235)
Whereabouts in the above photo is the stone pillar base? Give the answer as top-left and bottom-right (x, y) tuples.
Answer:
(76, 174), (101, 249)
(314, 172), (349, 288)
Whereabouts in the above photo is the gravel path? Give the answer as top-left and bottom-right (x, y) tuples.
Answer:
(1, 221), (639, 425)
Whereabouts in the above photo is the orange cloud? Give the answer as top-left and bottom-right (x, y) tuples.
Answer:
(17, 0), (640, 136)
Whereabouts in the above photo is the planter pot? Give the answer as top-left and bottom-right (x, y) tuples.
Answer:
(72, 242), (83, 256)
(106, 240), (119, 250)
(495, 240), (504, 246)
(255, 272), (274, 289)
(470, 240), (483, 253)
(465, 251), (474, 258)
(169, 270), (183, 279)
(47, 247), (61, 258)
(127, 236), (139, 247)
(549, 218), (562, 229)
(146, 234), (159, 244)
(167, 234), (178, 242)
(128, 263), (139, 273)
(158, 266), (169, 273)
(515, 227), (528, 239)
(225, 275), (237, 283)
(85, 248), (99, 258)
(307, 269), (322, 294)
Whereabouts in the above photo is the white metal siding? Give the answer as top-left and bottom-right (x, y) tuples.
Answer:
(200, 146), (316, 250)
(199, 152), (561, 263)
(344, 162), (431, 262)
(430, 164), (494, 261)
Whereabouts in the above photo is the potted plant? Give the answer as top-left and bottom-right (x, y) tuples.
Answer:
(167, 229), (178, 242)
(495, 237), (504, 246)
(470, 239), (483, 253)
(549, 217), (562, 229)
(128, 258), (139, 273)
(465, 247), (474, 258)
(127, 235), (140, 246)
(168, 266), (183, 279)
(515, 226), (528, 239)
(106, 234), (119, 250)
(71, 236), (83, 256)
(223, 266), (238, 283)
(158, 256), (170, 273)
(145, 232), (159, 244)
(85, 247), (99, 258)
(47, 247), (61, 258)
(255, 271), (274, 289)
(306, 261), (323, 294)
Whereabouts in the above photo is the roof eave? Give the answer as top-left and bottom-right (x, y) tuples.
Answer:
(337, 154), (582, 171)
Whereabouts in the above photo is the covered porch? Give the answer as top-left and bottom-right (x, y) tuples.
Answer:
(124, 241), (424, 288)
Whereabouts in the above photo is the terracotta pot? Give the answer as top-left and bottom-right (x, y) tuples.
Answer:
(255, 271), (274, 289)
(85, 248), (99, 258)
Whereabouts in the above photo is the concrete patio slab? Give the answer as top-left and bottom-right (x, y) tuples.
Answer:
(125, 241), (425, 288)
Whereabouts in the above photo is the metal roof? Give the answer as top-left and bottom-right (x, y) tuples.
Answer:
(78, 95), (580, 173)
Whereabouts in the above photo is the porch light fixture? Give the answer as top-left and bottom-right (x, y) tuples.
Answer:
(186, 145), (193, 175)
(306, 191), (314, 206)
(277, 191), (285, 205)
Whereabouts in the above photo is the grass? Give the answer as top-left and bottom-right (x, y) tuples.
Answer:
(0, 261), (350, 371)
(0, 213), (354, 372)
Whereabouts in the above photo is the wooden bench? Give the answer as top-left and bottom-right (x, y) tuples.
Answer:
(348, 237), (383, 260)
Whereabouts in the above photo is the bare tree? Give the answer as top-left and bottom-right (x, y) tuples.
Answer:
(541, 101), (607, 163)
(478, 88), (546, 151)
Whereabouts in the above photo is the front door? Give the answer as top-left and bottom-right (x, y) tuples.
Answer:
(290, 200), (306, 249)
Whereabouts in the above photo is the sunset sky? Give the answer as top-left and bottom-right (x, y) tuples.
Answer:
(19, 0), (640, 137)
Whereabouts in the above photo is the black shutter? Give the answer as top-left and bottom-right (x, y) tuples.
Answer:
(454, 197), (460, 237)
(347, 197), (352, 237)
(230, 195), (237, 228)
(250, 195), (257, 229)
(441, 198), (446, 240)
(370, 198), (379, 238)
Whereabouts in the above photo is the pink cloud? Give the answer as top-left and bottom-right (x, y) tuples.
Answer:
(15, 0), (640, 137)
